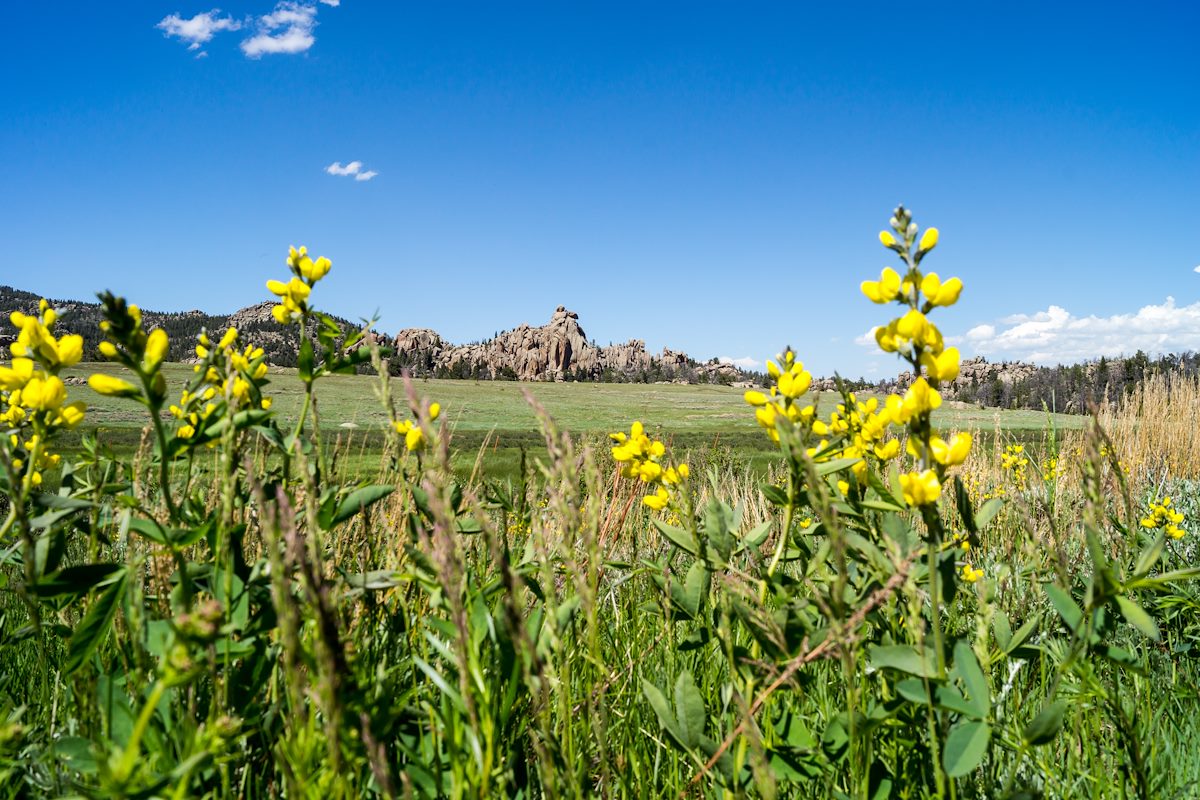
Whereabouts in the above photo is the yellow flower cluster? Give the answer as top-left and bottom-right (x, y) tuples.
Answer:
(819, 394), (903, 481)
(862, 208), (973, 508)
(959, 564), (984, 583)
(166, 327), (272, 441)
(9, 303), (84, 369)
(0, 301), (87, 487)
(5, 434), (62, 487)
(1041, 455), (1062, 482)
(393, 402), (440, 451)
(862, 214), (963, 388)
(899, 469), (941, 506)
(1000, 444), (1029, 483)
(1140, 497), (1186, 540)
(267, 246), (331, 324)
(609, 421), (689, 510)
(88, 294), (178, 410)
(743, 349), (816, 443)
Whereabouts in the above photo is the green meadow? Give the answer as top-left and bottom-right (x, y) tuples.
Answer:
(65, 363), (1085, 479)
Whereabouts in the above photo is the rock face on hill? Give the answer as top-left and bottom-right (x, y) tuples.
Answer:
(891, 356), (1039, 393)
(0, 285), (749, 384)
(391, 306), (720, 382)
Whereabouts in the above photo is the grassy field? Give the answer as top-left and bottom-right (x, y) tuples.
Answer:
(65, 363), (1085, 479)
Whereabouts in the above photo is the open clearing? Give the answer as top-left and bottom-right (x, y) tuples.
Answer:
(63, 364), (1086, 479)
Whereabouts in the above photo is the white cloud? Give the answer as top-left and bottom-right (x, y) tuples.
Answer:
(241, 2), (317, 58)
(326, 160), (362, 176)
(319, 0), (340, 5)
(326, 161), (377, 182)
(966, 297), (1200, 364)
(1193, 265), (1200, 274)
(718, 356), (762, 370)
(854, 327), (880, 348)
(157, 10), (241, 54)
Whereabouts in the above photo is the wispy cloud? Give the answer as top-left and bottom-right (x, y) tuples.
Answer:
(964, 297), (1200, 364)
(719, 356), (762, 370)
(854, 327), (880, 348)
(326, 161), (378, 181)
(326, 160), (363, 176)
(157, 9), (241, 56)
(319, 0), (340, 5)
(241, 2), (318, 58)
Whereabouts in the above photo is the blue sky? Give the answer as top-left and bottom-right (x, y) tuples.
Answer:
(3, 2), (1198, 378)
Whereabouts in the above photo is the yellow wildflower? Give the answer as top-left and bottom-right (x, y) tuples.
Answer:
(960, 564), (983, 583)
(144, 329), (169, 370)
(920, 346), (961, 382)
(918, 227), (939, 252)
(88, 374), (139, 398)
(861, 267), (902, 304)
(643, 486), (670, 510)
(899, 469), (941, 506)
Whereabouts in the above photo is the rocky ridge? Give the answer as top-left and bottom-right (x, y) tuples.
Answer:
(0, 286), (747, 384)
(392, 306), (743, 383)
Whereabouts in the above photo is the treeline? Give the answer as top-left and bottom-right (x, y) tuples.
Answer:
(0, 286), (356, 370)
(391, 355), (747, 385)
(948, 351), (1196, 413)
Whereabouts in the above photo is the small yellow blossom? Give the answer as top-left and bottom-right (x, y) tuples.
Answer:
(920, 346), (961, 383)
(144, 329), (169, 370)
(918, 227), (939, 252)
(899, 469), (941, 506)
(88, 374), (139, 398)
(861, 267), (902, 304)
(643, 486), (670, 510)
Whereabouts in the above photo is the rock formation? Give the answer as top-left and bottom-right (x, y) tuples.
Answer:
(391, 306), (724, 383)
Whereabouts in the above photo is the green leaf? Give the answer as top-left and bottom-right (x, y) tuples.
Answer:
(953, 476), (977, 535)
(413, 656), (467, 715)
(951, 640), (990, 719)
(30, 564), (123, 599)
(1023, 701), (1067, 746)
(895, 679), (976, 718)
(865, 467), (905, 510)
(1007, 618), (1039, 655)
(328, 485), (395, 528)
(1115, 596), (1159, 641)
(992, 612), (1013, 651)
(641, 679), (682, 743)
(943, 720), (990, 777)
(297, 338), (315, 383)
(455, 516), (483, 534)
(974, 498), (1004, 531)
(759, 483), (789, 506)
(1133, 530), (1167, 577)
(674, 671), (706, 749)
(52, 736), (98, 774)
(66, 571), (127, 675)
(739, 521), (771, 550)
(1127, 566), (1200, 590)
(1043, 584), (1083, 633)
(868, 644), (936, 678)
(127, 518), (170, 545)
(815, 457), (860, 477)
(652, 519), (699, 556)
(673, 561), (710, 619)
(860, 500), (906, 513)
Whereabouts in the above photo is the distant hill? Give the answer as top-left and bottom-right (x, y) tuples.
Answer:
(0, 287), (756, 385)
